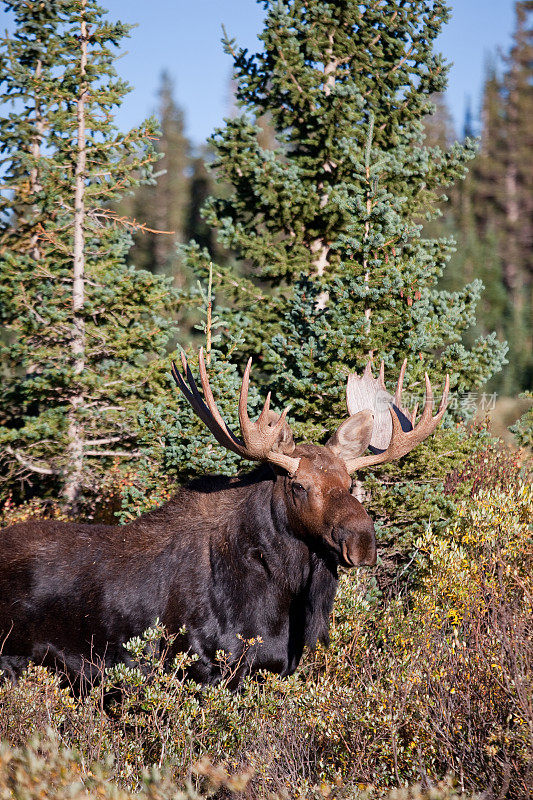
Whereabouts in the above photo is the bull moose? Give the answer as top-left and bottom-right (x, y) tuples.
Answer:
(0, 351), (448, 685)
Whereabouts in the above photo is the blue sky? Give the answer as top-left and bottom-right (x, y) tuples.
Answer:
(2, 1), (516, 144)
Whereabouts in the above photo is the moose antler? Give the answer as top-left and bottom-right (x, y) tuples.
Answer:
(171, 348), (301, 475)
(344, 359), (449, 473)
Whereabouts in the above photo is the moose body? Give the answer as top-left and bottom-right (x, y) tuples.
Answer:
(0, 351), (447, 685)
(0, 453), (374, 684)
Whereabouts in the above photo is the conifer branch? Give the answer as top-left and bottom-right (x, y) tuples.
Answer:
(91, 209), (175, 236)
(275, 46), (309, 103)
(84, 450), (141, 458)
(390, 45), (414, 75)
(84, 437), (128, 446)
(18, 283), (48, 325)
(5, 446), (57, 476)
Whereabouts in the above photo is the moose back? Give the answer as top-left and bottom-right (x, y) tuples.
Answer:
(0, 352), (448, 684)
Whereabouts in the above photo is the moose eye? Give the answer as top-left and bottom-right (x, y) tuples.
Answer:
(292, 482), (307, 495)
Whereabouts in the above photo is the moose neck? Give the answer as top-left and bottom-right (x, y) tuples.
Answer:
(198, 465), (340, 650)
(267, 466), (340, 652)
(153, 465), (340, 656)
(190, 464), (339, 591)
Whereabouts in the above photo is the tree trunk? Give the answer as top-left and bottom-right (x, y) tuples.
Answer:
(64, 3), (87, 513)
(153, 148), (169, 273)
(311, 34), (338, 310)
(24, 57), (45, 382)
(363, 113), (375, 346)
(29, 58), (43, 262)
(504, 161), (520, 295)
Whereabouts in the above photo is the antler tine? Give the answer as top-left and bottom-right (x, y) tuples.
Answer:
(269, 405), (292, 438)
(439, 374), (450, 415)
(172, 349), (300, 474)
(254, 390), (294, 444)
(198, 348), (239, 442)
(193, 353), (243, 452)
(419, 373), (435, 426)
(172, 352), (244, 455)
(179, 353), (216, 426)
(238, 359), (298, 470)
(237, 357), (254, 442)
(171, 356), (213, 431)
(257, 391), (272, 426)
(393, 358), (407, 407)
(425, 373), (449, 428)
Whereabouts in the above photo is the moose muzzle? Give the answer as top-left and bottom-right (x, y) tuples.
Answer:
(337, 524), (377, 567)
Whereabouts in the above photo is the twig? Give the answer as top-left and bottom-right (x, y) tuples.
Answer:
(91, 209), (175, 236)
(83, 450), (141, 458)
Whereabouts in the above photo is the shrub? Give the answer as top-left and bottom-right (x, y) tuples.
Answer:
(0, 732), (483, 800)
(363, 424), (524, 596)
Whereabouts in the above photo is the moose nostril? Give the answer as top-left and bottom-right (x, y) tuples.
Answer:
(337, 525), (377, 567)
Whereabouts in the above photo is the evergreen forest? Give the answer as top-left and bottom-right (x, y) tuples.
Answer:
(0, 1), (531, 799)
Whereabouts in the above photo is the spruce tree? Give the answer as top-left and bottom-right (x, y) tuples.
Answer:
(186, 147), (222, 260)
(433, 90), (509, 384)
(186, 0), (506, 433)
(469, 62), (504, 232)
(453, 3), (533, 394)
(0, 0), (179, 512)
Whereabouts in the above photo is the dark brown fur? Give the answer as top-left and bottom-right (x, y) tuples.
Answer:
(0, 444), (376, 685)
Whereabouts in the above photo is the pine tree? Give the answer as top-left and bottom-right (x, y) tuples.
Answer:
(123, 71), (191, 278)
(433, 89), (509, 380)
(186, 148), (219, 257)
(0, 0), (179, 512)
(423, 91), (456, 149)
(454, 3), (533, 393)
(474, 60), (507, 238)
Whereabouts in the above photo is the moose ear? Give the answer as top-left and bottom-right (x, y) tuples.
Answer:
(326, 410), (374, 462)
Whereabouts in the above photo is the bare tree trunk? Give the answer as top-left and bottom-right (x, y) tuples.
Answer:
(311, 34), (338, 310)
(363, 113), (375, 350)
(153, 154), (168, 273)
(504, 161), (520, 295)
(64, 4), (87, 513)
(24, 58), (45, 382)
(29, 58), (44, 261)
